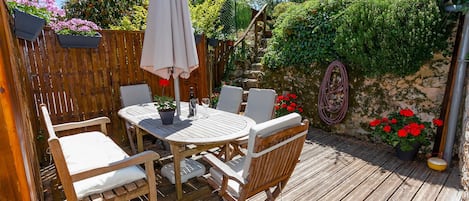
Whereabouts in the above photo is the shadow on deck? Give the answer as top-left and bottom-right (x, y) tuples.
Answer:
(41, 128), (463, 201)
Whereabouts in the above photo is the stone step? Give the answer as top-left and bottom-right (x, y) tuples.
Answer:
(255, 56), (263, 63)
(251, 63), (263, 70)
(242, 78), (259, 89)
(244, 70), (264, 79)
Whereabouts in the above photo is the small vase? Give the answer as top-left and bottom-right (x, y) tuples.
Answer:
(159, 110), (175, 125)
(13, 9), (46, 41)
(396, 143), (420, 161)
(57, 33), (102, 48)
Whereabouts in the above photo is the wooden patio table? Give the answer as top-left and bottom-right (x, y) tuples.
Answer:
(118, 102), (255, 200)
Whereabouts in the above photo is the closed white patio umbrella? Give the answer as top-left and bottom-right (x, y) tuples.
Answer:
(140, 0), (199, 117)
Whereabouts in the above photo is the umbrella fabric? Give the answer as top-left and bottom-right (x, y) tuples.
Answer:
(140, 0), (199, 79)
(140, 0), (199, 117)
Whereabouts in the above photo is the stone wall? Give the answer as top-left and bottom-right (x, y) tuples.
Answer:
(262, 53), (453, 151)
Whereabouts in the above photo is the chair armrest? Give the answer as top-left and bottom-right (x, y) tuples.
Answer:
(53, 117), (111, 134)
(203, 154), (246, 185)
(71, 151), (160, 182)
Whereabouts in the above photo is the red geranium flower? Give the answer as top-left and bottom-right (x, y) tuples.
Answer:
(159, 79), (170, 87)
(369, 119), (381, 127)
(274, 93), (302, 117)
(369, 108), (440, 152)
(288, 93), (298, 99)
(433, 119), (443, 127)
(397, 129), (408, 137)
(383, 125), (391, 133)
(399, 109), (414, 117)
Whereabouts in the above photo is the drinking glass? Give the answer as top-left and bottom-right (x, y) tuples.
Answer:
(201, 97), (210, 118)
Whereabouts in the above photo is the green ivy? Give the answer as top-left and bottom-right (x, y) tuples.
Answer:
(334, 0), (449, 76)
(262, 0), (350, 71)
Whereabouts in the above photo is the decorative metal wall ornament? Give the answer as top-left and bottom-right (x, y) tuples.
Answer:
(318, 60), (349, 125)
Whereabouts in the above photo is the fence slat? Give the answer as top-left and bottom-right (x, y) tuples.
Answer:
(19, 29), (208, 161)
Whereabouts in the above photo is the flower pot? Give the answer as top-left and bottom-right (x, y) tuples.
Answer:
(396, 143), (420, 161)
(57, 33), (102, 48)
(208, 38), (218, 47)
(159, 110), (175, 125)
(13, 9), (46, 41)
(194, 34), (202, 44)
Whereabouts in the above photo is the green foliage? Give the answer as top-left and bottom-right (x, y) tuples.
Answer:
(263, 0), (350, 70)
(334, 0), (448, 76)
(109, 0), (148, 31)
(64, 0), (143, 29)
(272, 2), (297, 20)
(153, 96), (176, 111)
(190, 0), (225, 39)
(235, 0), (251, 30)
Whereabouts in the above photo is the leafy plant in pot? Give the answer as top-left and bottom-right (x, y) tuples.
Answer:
(7, 0), (65, 41)
(50, 18), (102, 48)
(369, 108), (443, 160)
(154, 95), (176, 125)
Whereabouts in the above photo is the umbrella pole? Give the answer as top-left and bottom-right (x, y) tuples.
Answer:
(174, 77), (181, 117)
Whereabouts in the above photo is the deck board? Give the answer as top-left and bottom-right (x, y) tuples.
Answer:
(41, 128), (463, 201)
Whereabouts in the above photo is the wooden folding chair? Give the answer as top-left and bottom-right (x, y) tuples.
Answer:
(40, 104), (159, 201)
(204, 113), (309, 201)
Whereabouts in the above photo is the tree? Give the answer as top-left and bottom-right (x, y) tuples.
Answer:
(64, 0), (144, 29)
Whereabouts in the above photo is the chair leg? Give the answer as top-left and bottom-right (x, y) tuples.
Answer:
(271, 179), (288, 199)
(127, 127), (137, 155)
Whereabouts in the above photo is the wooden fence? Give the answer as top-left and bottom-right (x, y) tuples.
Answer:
(17, 28), (211, 162)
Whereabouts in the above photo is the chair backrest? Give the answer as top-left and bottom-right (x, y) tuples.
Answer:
(244, 88), (277, 123)
(119, 84), (153, 107)
(216, 85), (243, 114)
(242, 113), (309, 196)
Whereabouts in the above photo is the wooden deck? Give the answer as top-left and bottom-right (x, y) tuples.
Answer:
(42, 128), (463, 201)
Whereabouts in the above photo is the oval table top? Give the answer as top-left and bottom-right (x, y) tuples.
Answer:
(118, 102), (255, 144)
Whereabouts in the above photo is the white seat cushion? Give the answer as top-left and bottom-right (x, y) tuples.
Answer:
(59, 131), (146, 199)
(209, 157), (245, 198)
(161, 158), (206, 184)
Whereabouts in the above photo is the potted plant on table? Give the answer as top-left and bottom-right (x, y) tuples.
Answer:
(154, 95), (176, 125)
(6, 0), (65, 41)
(50, 18), (102, 48)
(369, 108), (443, 161)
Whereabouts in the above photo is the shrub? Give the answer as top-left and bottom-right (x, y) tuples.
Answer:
(109, 0), (148, 31)
(64, 0), (143, 29)
(190, 0), (225, 39)
(272, 1), (297, 20)
(334, 0), (449, 76)
(262, 0), (350, 70)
